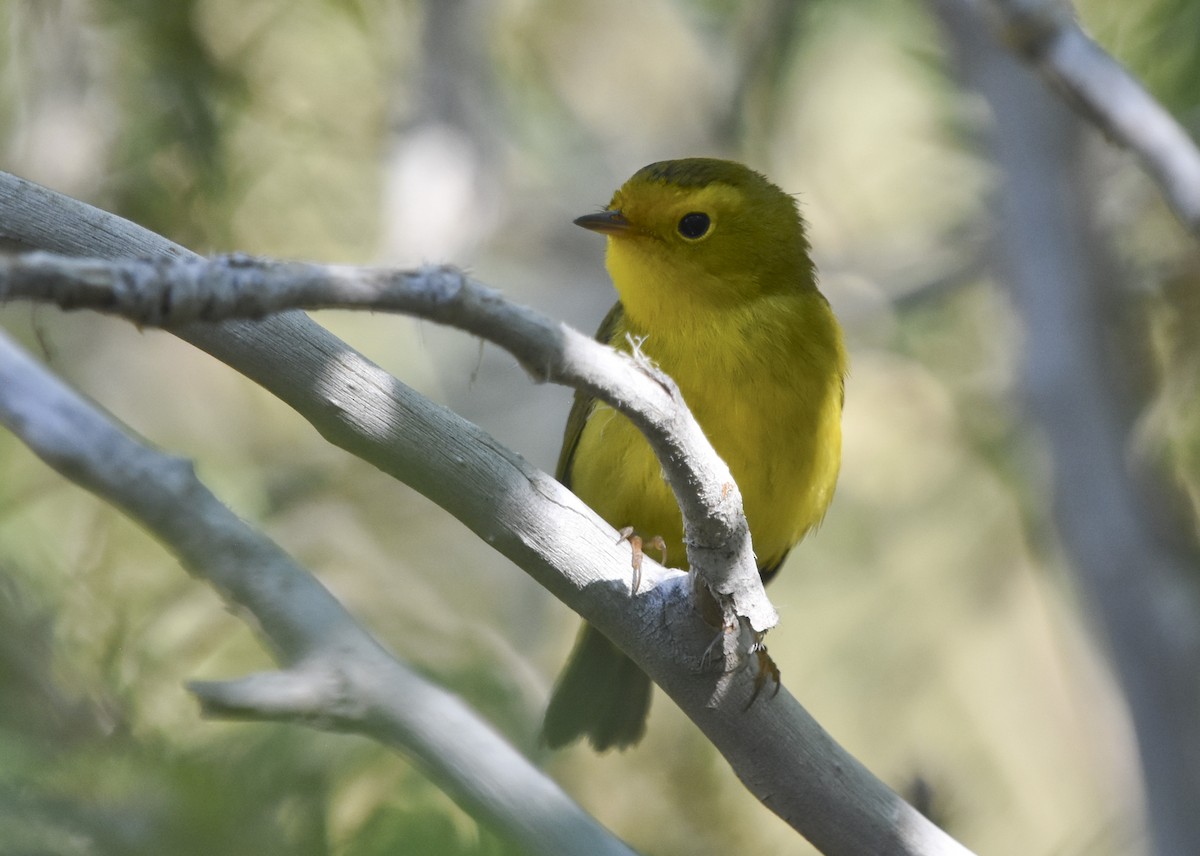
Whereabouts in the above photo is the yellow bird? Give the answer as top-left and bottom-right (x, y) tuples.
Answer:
(543, 158), (846, 750)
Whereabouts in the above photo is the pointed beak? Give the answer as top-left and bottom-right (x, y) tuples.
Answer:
(573, 209), (633, 236)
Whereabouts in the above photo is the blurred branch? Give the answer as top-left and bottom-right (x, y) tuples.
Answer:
(932, 4), (1200, 855)
(0, 329), (637, 856)
(0, 250), (771, 634)
(0, 170), (974, 856)
(715, 0), (807, 147)
(981, 0), (1200, 235)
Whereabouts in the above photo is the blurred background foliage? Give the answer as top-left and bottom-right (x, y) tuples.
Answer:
(0, 0), (1198, 854)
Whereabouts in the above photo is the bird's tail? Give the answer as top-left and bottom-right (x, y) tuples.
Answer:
(542, 623), (652, 751)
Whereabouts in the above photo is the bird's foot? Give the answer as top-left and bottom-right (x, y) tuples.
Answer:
(615, 527), (667, 594)
(744, 634), (781, 709)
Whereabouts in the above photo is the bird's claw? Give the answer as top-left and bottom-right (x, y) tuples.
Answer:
(745, 637), (781, 710)
(616, 528), (667, 594)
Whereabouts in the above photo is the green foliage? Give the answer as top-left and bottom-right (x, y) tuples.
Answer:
(95, 0), (248, 249)
(1085, 0), (1200, 123)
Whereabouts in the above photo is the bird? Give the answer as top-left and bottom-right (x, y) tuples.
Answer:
(542, 158), (846, 750)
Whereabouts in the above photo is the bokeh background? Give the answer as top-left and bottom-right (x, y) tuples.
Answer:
(1, 1), (1199, 854)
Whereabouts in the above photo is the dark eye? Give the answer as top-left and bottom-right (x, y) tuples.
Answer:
(677, 212), (711, 240)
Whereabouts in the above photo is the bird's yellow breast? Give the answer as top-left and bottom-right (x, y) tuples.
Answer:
(568, 280), (844, 575)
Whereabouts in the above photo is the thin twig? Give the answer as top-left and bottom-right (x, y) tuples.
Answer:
(983, 0), (1200, 235)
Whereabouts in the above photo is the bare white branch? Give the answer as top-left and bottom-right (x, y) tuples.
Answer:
(0, 251), (768, 633)
(0, 329), (638, 856)
(980, 0), (1200, 235)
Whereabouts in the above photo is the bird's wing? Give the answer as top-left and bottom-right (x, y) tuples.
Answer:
(555, 301), (626, 486)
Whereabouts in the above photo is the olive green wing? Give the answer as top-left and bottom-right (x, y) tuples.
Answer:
(555, 301), (626, 486)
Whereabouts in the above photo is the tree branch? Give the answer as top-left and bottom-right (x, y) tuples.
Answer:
(933, 4), (1200, 854)
(0, 169), (974, 855)
(0, 329), (638, 856)
(0, 251), (769, 633)
(981, 0), (1200, 235)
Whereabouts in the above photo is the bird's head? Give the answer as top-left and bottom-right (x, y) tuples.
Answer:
(575, 158), (817, 320)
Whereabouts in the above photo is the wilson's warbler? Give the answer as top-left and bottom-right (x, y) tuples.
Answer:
(543, 158), (846, 750)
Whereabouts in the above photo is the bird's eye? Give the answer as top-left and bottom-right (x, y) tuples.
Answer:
(677, 212), (711, 240)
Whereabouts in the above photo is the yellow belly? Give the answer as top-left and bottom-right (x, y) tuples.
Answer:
(568, 309), (843, 574)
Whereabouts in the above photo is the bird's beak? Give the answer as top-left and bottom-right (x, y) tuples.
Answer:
(573, 209), (633, 236)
